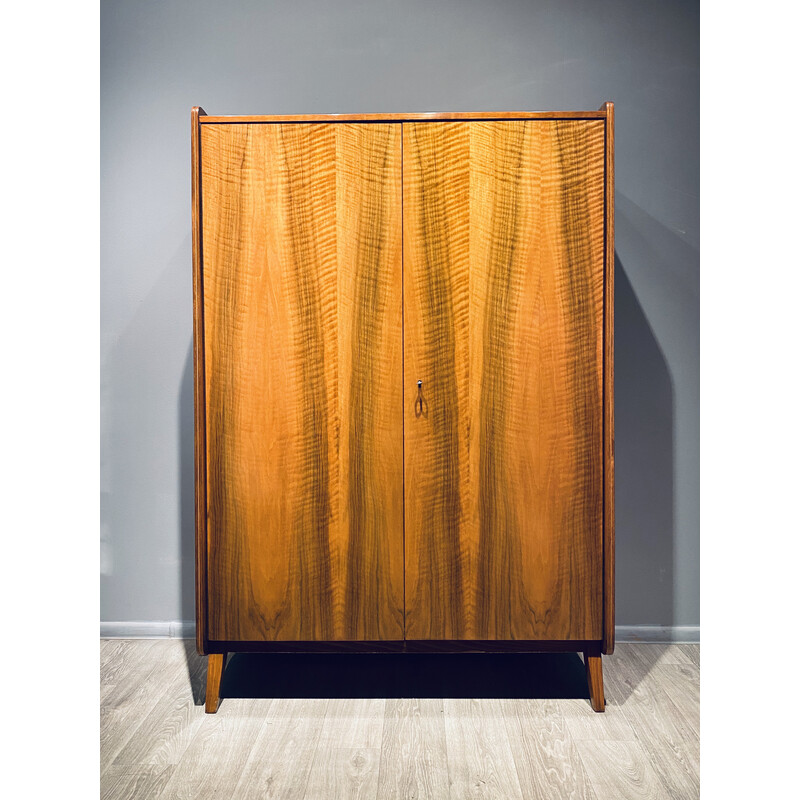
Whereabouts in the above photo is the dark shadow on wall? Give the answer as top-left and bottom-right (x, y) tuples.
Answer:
(101, 229), (208, 701)
(102, 231), (196, 632)
(614, 255), (675, 629)
(615, 191), (700, 632)
(179, 345), (205, 704)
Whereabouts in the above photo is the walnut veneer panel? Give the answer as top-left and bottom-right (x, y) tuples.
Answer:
(201, 123), (403, 641)
(403, 120), (605, 640)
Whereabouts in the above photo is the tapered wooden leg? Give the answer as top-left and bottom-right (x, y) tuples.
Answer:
(584, 646), (605, 712)
(205, 652), (227, 713)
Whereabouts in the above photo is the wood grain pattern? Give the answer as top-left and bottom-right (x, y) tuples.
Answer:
(648, 665), (699, 737)
(403, 122), (470, 639)
(601, 101), (615, 655)
(233, 698), (329, 798)
(377, 699), (450, 799)
(603, 661), (699, 799)
(337, 125), (405, 639)
(573, 740), (673, 800)
(683, 643), (700, 667)
(584, 647), (605, 712)
(304, 698), (385, 799)
(103, 649), (208, 799)
(403, 120), (606, 641)
(100, 639), (158, 701)
(443, 698), (526, 799)
(192, 106), (209, 656)
(201, 123), (403, 642)
(502, 698), (598, 800)
(110, 649), (206, 771)
(562, 697), (637, 743)
(101, 642), (189, 771)
(205, 652), (225, 713)
(612, 642), (696, 671)
(157, 698), (269, 800)
(196, 107), (614, 651)
(102, 765), (176, 800)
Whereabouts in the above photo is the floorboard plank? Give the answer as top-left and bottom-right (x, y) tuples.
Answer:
(101, 765), (178, 800)
(648, 663), (700, 737)
(606, 652), (699, 736)
(615, 643), (695, 670)
(503, 698), (597, 800)
(377, 699), (450, 800)
(101, 639), (159, 700)
(574, 740), (674, 800)
(98, 640), (700, 800)
(443, 698), (525, 800)
(305, 747), (382, 800)
(233, 698), (330, 800)
(101, 642), (188, 772)
(561, 698), (638, 743)
(606, 651), (699, 799)
(304, 698), (385, 799)
(682, 644), (700, 667)
(108, 647), (207, 772)
(156, 698), (271, 800)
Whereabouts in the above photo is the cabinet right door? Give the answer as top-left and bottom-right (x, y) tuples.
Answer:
(403, 120), (606, 640)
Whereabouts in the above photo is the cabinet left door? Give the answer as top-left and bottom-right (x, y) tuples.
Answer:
(200, 123), (404, 642)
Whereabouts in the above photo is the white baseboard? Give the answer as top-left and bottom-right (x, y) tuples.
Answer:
(100, 621), (699, 644)
(101, 621), (196, 639)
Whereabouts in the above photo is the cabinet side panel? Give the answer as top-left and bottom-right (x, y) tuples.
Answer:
(202, 122), (403, 642)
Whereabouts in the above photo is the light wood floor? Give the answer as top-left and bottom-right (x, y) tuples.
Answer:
(101, 639), (699, 799)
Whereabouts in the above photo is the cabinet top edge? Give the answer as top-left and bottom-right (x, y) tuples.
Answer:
(197, 110), (610, 124)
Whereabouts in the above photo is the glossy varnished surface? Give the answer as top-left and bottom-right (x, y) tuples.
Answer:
(403, 120), (606, 640)
(194, 107), (615, 648)
(201, 123), (403, 641)
(585, 645), (606, 712)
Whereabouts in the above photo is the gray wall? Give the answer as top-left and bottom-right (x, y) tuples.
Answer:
(101, 0), (699, 628)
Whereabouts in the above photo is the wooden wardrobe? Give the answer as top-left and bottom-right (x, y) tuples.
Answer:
(192, 104), (615, 713)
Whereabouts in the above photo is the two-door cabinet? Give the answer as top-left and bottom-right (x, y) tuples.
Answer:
(192, 104), (615, 713)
